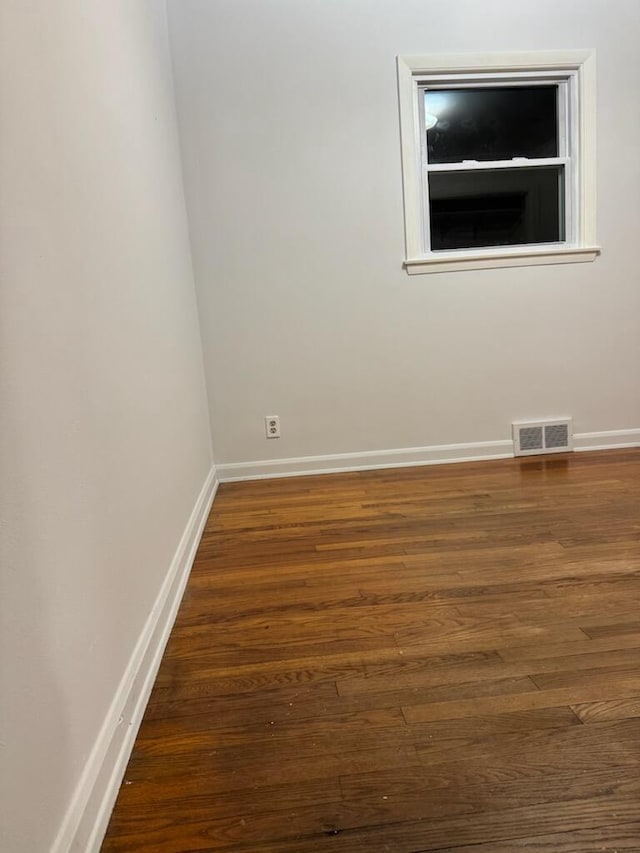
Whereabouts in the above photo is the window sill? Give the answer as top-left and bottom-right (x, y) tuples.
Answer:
(404, 244), (601, 275)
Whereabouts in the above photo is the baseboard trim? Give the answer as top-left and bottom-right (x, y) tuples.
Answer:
(218, 430), (640, 482)
(573, 429), (640, 452)
(52, 465), (218, 853)
(217, 440), (514, 481)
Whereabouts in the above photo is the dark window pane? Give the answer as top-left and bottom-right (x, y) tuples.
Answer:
(425, 87), (558, 164)
(429, 166), (564, 251)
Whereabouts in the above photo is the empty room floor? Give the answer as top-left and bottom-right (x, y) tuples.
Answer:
(103, 449), (640, 852)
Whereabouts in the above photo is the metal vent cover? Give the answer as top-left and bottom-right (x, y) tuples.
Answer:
(519, 426), (544, 451)
(544, 423), (569, 449)
(513, 418), (573, 457)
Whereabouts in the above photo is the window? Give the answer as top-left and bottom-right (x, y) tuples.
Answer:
(397, 51), (599, 274)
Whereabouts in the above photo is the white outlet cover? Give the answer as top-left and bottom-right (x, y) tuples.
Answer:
(265, 415), (280, 438)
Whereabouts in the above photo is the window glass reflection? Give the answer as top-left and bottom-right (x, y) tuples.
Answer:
(426, 87), (558, 164)
(429, 167), (564, 250)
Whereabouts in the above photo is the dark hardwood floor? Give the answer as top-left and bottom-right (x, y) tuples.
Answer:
(102, 449), (640, 852)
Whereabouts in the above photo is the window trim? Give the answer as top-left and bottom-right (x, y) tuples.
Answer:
(397, 50), (600, 274)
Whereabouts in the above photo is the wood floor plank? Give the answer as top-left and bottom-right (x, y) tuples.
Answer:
(339, 644), (640, 698)
(571, 696), (640, 723)
(102, 448), (640, 852)
(582, 619), (640, 639)
(121, 743), (421, 793)
(412, 717), (640, 776)
(430, 821), (640, 852)
(403, 678), (640, 723)
(108, 778), (343, 830)
(497, 630), (640, 663)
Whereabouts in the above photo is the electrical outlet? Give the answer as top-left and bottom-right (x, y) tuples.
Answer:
(265, 415), (280, 439)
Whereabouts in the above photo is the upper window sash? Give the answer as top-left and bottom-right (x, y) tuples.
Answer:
(420, 80), (566, 167)
(397, 50), (599, 274)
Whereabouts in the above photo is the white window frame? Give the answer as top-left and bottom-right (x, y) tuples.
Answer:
(397, 50), (600, 274)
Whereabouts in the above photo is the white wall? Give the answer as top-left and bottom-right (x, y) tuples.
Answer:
(0, 2), (213, 850)
(168, 0), (640, 470)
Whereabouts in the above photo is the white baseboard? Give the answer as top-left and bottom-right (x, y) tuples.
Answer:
(217, 440), (514, 481)
(217, 430), (640, 482)
(573, 428), (640, 452)
(52, 465), (218, 853)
